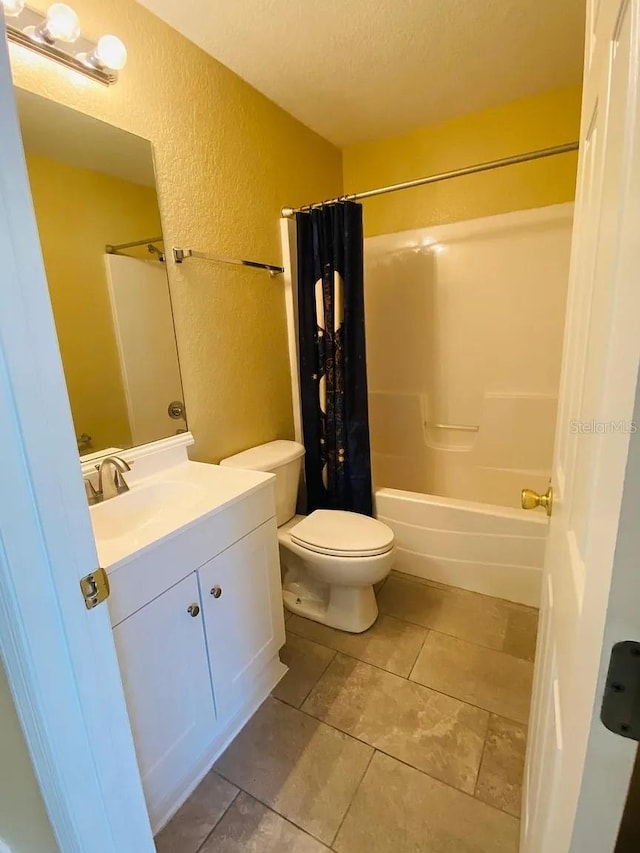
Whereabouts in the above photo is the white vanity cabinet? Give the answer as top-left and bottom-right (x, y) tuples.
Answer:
(103, 464), (287, 834)
(199, 518), (285, 724)
(112, 572), (215, 821)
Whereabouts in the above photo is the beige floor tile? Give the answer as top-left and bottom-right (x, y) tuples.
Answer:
(502, 607), (539, 661)
(214, 697), (372, 845)
(273, 634), (336, 707)
(475, 715), (527, 817)
(287, 614), (427, 676)
(334, 751), (520, 853)
(154, 770), (238, 853)
(200, 792), (330, 853)
(410, 632), (534, 724)
(303, 654), (488, 794)
(377, 575), (513, 650)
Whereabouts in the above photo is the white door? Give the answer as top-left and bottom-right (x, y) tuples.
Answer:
(522, 1), (640, 851)
(199, 519), (285, 723)
(105, 254), (185, 445)
(0, 20), (155, 853)
(113, 573), (216, 831)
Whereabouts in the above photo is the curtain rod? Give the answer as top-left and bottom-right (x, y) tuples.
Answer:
(281, 142), (579, 217)
(105, 236), (164, 253)
(172, 247), (284, 276)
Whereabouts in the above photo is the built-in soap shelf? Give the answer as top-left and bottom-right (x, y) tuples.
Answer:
(421, 396), (479, 451)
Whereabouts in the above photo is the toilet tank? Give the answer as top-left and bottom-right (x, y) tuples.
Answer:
(220, 440), (305, 526)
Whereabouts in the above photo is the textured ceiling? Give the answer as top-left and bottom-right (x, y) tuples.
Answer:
(15, 88), (156, 187)
(136, 0), (585, 146)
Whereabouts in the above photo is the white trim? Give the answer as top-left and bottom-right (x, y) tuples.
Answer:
(80, 431), (194, 477)
(280, 217), (303, 444)
(0, 23), (154, 853)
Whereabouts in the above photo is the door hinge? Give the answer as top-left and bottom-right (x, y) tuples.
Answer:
(80, 567), (110, 610)
(601, 641), (640, 741)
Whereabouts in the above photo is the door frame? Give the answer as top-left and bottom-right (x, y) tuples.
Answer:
(0, 21), (154, 853)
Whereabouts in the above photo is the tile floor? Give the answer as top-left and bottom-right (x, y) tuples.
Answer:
(155, 571), (537, 853)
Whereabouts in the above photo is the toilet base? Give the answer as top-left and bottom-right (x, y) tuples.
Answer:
(282, 582), (379, 633)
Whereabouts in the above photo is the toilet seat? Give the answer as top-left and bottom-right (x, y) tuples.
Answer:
(290, 510), (394, 558)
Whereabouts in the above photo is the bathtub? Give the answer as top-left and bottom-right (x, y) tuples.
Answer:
(375, 488), (547, 607)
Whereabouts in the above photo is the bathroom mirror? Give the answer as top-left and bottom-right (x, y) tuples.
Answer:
(15, 88), (185, 458)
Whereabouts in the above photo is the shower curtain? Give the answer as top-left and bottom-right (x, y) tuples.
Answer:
(296, 201), (373, 516)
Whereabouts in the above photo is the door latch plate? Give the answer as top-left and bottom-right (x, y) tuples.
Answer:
(601, 641), (640, 741)
(80, 567), (110, 610)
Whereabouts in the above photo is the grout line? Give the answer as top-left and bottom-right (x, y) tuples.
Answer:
(282, 633), (530, 726)
(213, 700), (522, 841)
(296, 648), (337, 709)
(377, 608), (536, 663)
(408, 628), (429, 680)
(285, 615), (429, 677)
(217, 711), (521, 832)
(329, 747), (376, 849)
(287, 597), (537, 665)
(290, 696), (488, 805)
(472, 722), (491, 800)
(194, 787), (240, 853)
(404, 674), (528, 727)
(212, 764), (331, 845)
(295, 694), (519, 823)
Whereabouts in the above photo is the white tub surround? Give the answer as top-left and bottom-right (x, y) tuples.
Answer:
(89, 435), (286, 834)
(365, 204), (573, 508)
(375, 488), (546, 606)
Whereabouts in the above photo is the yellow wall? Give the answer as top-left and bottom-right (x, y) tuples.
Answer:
(10, 0), (342, 462)
(343, 87), (581, 237)
(26, 152), (162, 452)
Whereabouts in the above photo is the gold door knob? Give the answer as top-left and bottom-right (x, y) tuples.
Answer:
(521, 485), (553, 516)
(187, 603), (200, 617)
(210, 586), (222, 599)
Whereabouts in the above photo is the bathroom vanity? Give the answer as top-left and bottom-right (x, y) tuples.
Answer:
(15, 87), (288, 837)
(89, 436), (287, 833)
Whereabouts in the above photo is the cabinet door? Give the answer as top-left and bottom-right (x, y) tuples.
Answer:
(199, 518), (285, 723)
(113, 572), (215, 826)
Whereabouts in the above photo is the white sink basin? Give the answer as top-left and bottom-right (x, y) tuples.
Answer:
(89, 461), (274, 571)
(90, 480), (206, 542)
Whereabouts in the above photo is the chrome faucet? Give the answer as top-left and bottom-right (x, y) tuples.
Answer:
(85, 456), (132, 505)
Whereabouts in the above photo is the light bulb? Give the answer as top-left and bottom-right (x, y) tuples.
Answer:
(43, 3), (80, 42)
(95, 34), (127, 70)
(1, 0), (25, 16)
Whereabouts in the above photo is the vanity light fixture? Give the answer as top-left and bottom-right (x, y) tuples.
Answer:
(1, 1), (127, 85)
(26, 2), (80, 43)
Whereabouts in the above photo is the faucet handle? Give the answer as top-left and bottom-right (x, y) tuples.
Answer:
(85, 478), (101, 505)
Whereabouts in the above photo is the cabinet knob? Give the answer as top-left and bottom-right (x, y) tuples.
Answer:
(210, 586), (222, 599)
(187, 603), (200, 617)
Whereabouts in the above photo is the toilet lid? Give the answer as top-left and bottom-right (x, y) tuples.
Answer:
(290, 510), (394, 557)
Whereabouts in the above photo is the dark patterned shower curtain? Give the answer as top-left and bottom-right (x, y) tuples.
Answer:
(295, 202), (373, 516)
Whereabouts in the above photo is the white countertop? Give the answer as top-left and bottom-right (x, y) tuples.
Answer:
(91, 460), (274, 572)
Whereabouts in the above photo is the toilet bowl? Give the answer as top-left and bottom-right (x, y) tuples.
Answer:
(220, 440), (395, 633)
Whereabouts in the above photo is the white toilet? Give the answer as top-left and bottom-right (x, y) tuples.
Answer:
(220, 440), (395, 633)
